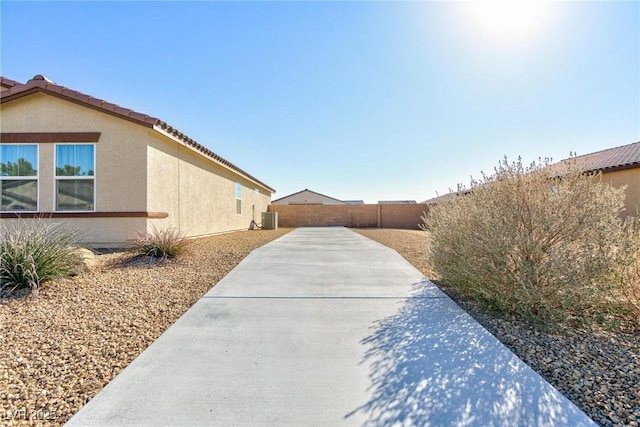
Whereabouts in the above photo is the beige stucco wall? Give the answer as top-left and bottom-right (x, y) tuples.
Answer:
(2, 92), (273, 246)
(1, 93), (148, 212)
(601, 168), (640, 217)
(146, 134), (271, 237)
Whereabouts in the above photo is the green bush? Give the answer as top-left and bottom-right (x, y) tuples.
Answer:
(0, 220), (83, 295)
(130, 227), (187, 259)
(423, 157), (633, 324)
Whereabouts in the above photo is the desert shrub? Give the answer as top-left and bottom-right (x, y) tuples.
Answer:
(130, 227), (187, 259)
(608, 217), (640, 320)
(423, 157), (629, 324)
(0, 219), (83, 295)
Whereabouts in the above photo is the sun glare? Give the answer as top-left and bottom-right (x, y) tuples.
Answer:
(464, 0), (552, 44)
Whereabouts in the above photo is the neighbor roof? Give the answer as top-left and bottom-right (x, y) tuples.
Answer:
(567, 141), (640, 173)
(424, 141), (640, 205)
(271, 188), (346, 204)
(0, 75), (275, 193)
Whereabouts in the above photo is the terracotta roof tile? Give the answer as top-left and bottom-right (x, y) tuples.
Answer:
(74, 93), (92, 104)
(0, 75), (275, 193)
(84, 97), (99, 108)
(571, 141), (640, 171)
(550, 141), (640, 174)
(1, 76), (22, 89)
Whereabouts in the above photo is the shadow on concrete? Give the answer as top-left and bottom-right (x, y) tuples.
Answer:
(346, 281), (594, 426)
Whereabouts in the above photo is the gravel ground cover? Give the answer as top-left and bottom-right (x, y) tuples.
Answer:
(355, 228), (640, 427)
(2, 226), (639, 426)
(0, 228), (292, 426)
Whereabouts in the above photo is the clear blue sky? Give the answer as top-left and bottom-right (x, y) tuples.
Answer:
(2, 1), (639, 203)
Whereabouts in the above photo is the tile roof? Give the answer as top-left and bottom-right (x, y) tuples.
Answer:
(0, 75), (275, 193)
(567, 141), (640, 172)
(425, 141), (640, 205)
(1, 76), (22, 89)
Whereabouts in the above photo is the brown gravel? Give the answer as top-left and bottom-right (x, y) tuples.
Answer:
(355, 228), (640, 427)
(0, 228), (292, 426)
(3, 227), (639, 426)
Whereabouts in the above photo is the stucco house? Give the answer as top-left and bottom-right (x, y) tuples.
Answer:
(422, 141), (640, 217)
(569, 141), (640, 217)
(271, 189), (347, 205)
(1, 75), (275, 246)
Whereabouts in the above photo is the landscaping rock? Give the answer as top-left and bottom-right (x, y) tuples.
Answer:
(0, 229), (292, 426)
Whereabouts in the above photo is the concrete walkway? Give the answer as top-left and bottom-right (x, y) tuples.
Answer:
(67, 227), (595, 426)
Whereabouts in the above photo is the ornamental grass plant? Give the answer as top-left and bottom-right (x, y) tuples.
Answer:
(0, 219), (83, 295)
(130, 226), (188, 259)
(423, 157), (640, 326)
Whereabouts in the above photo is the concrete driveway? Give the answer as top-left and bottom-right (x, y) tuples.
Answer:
(67, 227), (595, 426)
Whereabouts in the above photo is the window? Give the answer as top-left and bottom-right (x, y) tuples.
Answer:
(55, 144), (95, 211)
(1, 144), (38, 212)
(236, 182), (242, 215)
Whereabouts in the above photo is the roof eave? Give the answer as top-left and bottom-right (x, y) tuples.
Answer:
(1, 85), (159, 128)
(588, 162), (640, 174)
(153, 123), (275, 194)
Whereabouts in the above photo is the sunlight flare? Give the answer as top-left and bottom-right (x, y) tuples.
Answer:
(464, 0), (553, 44)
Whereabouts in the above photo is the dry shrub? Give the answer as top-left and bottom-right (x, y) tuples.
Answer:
(423, 157), (636, 324)
(130, 227), (188, 259)
(609, 217), (640, 319)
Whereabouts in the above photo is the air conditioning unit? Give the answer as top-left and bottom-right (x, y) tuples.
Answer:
(261, 212), (278, 230)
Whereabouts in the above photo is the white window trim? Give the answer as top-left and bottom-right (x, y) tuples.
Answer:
(53, 143), (96, 213)
(0, 143), (39, 213)
(236, 182), (242, 215)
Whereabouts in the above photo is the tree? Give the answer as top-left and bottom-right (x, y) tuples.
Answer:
(56, 164), (82, 176)
(0, 158), (37, 176)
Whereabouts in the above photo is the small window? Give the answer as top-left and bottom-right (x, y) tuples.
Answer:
(236, 182), (242, 215)
(55, 144), (95, 211)
(1, 144), (38, 212)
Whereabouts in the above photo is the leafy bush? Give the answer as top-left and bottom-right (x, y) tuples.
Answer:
(0, 220), (83, 295)
(423, 157), (634, 324)
(130, 227), (188, 259)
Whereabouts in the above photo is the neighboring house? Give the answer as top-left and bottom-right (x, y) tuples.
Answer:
(1, 75), (275, 246)
(566, 141), (640, 217)
(422, 141), (640, 217)
(271, 189), (347, 205)
(421, 192), (468, 205)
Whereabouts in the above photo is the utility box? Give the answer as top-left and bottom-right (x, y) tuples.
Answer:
(262, 212), (278, 230)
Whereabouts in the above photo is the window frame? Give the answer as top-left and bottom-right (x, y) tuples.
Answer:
(54, 143), (96, 212)
(0, 143), (39, 213)
(236, 182), (242, 215)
